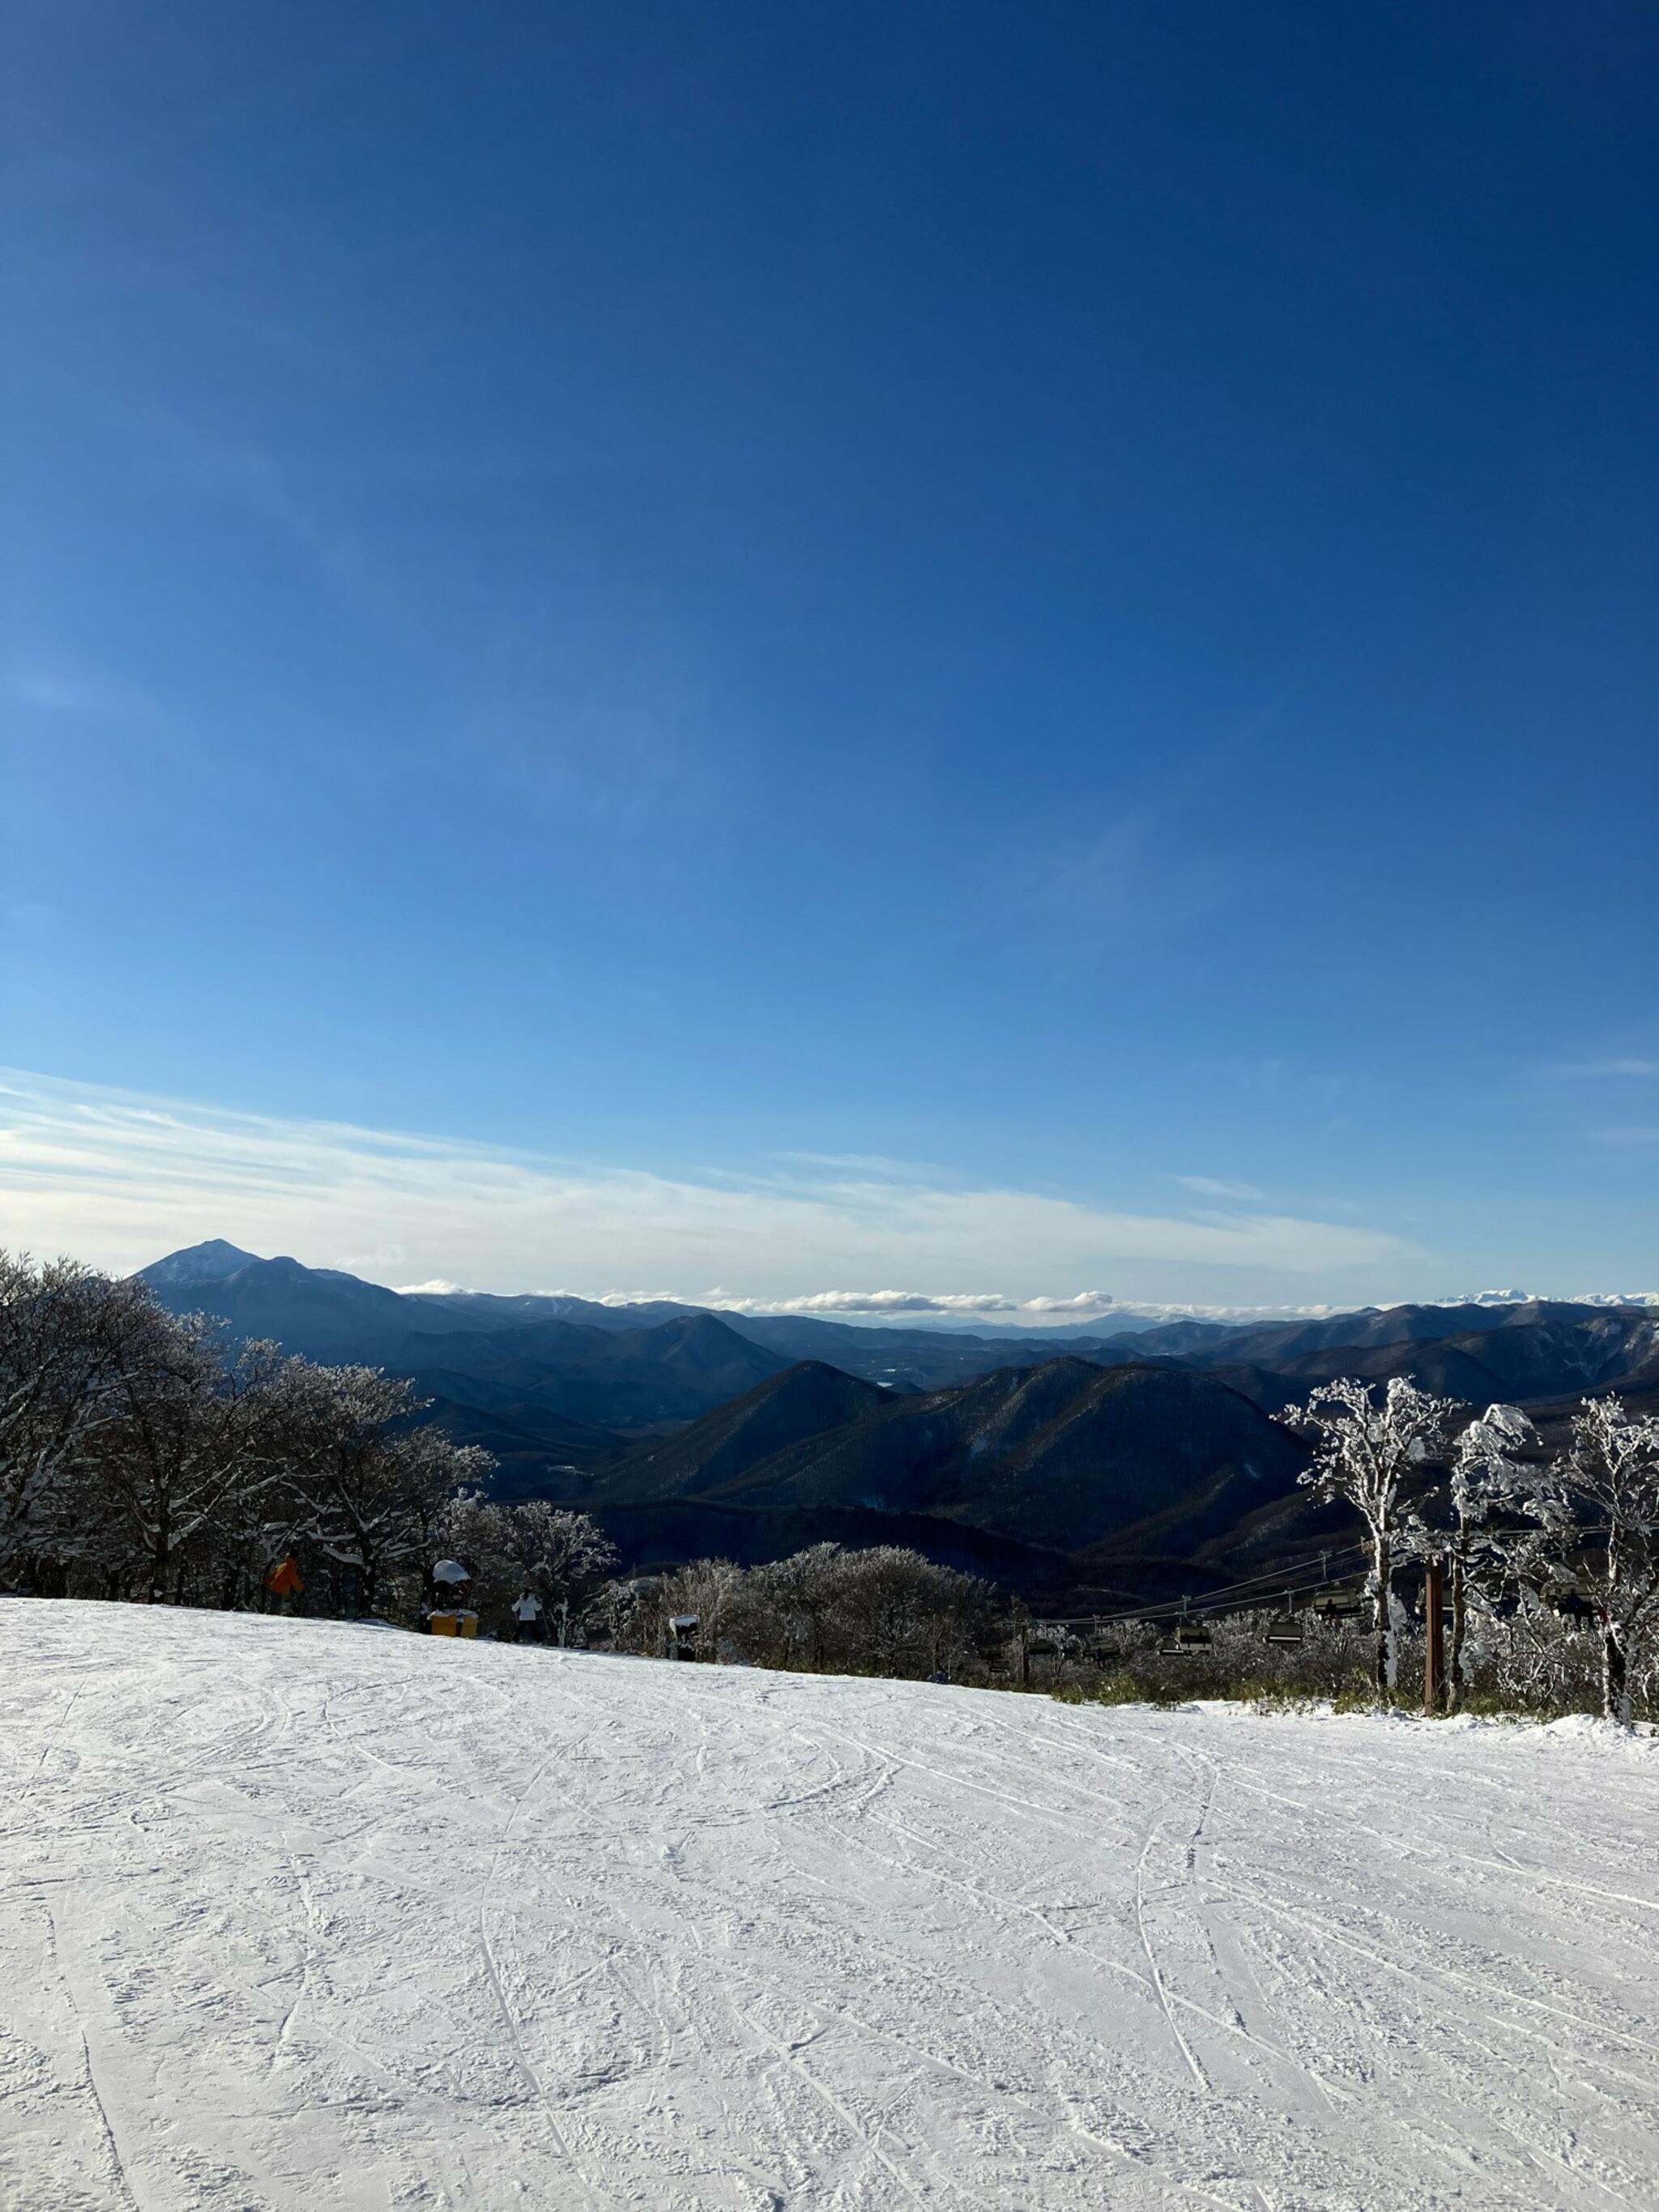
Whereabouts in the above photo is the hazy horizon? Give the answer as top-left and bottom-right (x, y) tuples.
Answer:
(11, 1070), (1656, 1330)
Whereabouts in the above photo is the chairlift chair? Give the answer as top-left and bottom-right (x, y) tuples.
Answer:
(1312, 1592), (1363, 1619)
(1157, 1622), (1212, 1654)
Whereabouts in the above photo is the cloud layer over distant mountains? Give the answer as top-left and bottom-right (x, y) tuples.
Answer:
(0, 1068), (1423, 1316)
(700, 1289), (1118, 1318)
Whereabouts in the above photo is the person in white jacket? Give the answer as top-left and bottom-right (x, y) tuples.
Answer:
(510, 1589), (544, 1643)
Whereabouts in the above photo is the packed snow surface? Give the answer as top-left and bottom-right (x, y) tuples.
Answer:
(3, 1605), (1657, 2210)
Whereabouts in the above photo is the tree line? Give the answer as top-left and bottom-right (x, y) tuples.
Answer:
(3, 1251), (1654, 1721)
(1279, 1375), (1659, 1726)
(0, 1251), (581, 1617)
(597, 1544), (1000, 1678)
(0, 1254), (985, 1653)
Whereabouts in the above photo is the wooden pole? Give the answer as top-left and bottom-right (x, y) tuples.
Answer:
(1013, 1600), (1030, 1688)
(1423, 1557), (1446, 1715)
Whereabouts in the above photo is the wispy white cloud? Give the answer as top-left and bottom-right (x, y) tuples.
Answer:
(1015, 1291), (1118, 1315)
(705, 1289), (1115, 1319)
(0, 1069), (1424, 1307)
(773, 1152), (961, 1183)
(1175, 1174), (1266, 1202)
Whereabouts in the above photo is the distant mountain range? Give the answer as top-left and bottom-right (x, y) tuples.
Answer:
(136, 1242), (1137, 1394)
(139, 1242), (794, 1466)
(1180, 1300), (1659, 1410)
(135, 1242), (1659, 1597)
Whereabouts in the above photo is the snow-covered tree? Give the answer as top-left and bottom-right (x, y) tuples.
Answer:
(744, 1543), (847, 1671)
(818, 1545), (994, 1680)
(89, 1307), (289, 1603)
(0, 1254), (151, 1583)
(650, 1557), (748, 1660)
(1277, 1375), (1463, 1697)
(434, 1493), (615, 1637)
(433, 1490), (513, 1593)
(499, 1501), (616, 1639)
(586, 1573), (662, 1653)
(624, 1545), (995, 1677)
(271, 1361), (492, 1613)
(1517, 1396), (1659, 1728)
(1442, 1403), (1537, 1711)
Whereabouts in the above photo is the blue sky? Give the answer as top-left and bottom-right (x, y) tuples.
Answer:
(5, 1), (1658, 1314)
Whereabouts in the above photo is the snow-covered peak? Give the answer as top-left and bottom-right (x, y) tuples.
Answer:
(1448, 1289), (1659, 1310)
(138, 1238), (262, 1287)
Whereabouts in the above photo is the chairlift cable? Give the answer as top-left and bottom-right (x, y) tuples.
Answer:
(1033, 1539), (1372, 1630)
(1026, 1515), (1621, 1639)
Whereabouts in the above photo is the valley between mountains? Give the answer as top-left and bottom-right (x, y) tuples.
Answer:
(142, 1242), (1659, 1603)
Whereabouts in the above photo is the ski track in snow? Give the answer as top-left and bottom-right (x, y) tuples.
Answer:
(2, 1604), (1657, 2210)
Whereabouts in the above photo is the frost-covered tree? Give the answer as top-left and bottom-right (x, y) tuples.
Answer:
(0, 1254), (152, 1584)
(433, 1490), (514, 1596)
(435, 1493), (615, 1637)
(271, 1361), (492, 1613)
(89, 1307), (291, 1603)
(1443, 1403), (1537, 1711)
(586, 1573), (662, 1653)
(620, 1545), (995, 1677)
(820, 1546), (994, 1680)
(743, 1543), (847, 1671)
(1277, 1376), (1463, 1697)
(501, 1501), (616, 1638)
(650, 1557), (748, 1660)
(1517, 1397), (1659, 1728)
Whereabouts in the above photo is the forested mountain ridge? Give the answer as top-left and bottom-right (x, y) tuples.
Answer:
(130, 1242), (1659, 1594)
(141, 1245), (1659, 1423)
(1192, 1305), (1659, 1412)
(583, 1354), (1312, 1592)
(138, 1246), (791, 1448)
(135, 1243), (1124, 1387)
(397, 1313), (794, 1431)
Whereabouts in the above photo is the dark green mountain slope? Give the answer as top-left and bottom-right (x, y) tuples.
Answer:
(593, 1356), (1308, 1577)
(605, 1362), (891, 1502)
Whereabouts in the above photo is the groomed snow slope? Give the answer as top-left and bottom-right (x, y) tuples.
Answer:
(3, 1605), (1657, 2212)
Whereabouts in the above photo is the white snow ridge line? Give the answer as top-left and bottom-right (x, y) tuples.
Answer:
(2, 1600), (1657, 2210)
